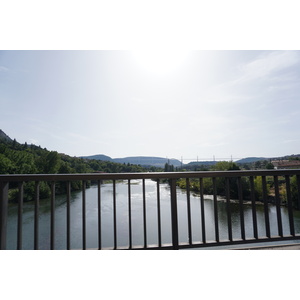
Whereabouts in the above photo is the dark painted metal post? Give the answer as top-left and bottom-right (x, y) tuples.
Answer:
(128, 179), (132, 249)
(186, 178), (192, 245)
(296, 175), (300, 211)
(17, 182), (24, 250)
(34, 181), (40, 250)
(225, 178), (232, 242)
(142, 179), (147, 248)
(200, 178), (206, 244)
(250, 176), (258, 239)
(274, 176), (283, 237)
(113, 180), (117, 249)
(170, 179), (179, 249)
(50, 182), (55, 250)
(0, 181), (9, 250)
(212, 177), (219, 243)
(156, 179), (162, 248)
(262, 176), (271, 238)
(98, 180), (102, 250)
(285, 175), (295, 236)
(66, 182), (71, 250)
(237, 177), (245, 241)
(82, 180), (86, 250)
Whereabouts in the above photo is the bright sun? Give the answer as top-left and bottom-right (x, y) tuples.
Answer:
(133, 50), (189, 75)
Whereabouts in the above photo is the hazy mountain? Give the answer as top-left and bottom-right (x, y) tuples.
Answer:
(186, 161), (217, 166)
(1, 129), (298, 169)
(83, 155), (182, 167)
(81, 154), (113, 161)
(235, 157), (267, 164)
(114, 156), (182, 167)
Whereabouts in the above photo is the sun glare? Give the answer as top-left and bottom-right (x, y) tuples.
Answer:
(133, 50), (189, 75)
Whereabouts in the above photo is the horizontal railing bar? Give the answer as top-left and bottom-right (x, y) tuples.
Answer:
(176, 235), (300, 250)
(107, 235), (300, 250)
(2, 169), (300, 182)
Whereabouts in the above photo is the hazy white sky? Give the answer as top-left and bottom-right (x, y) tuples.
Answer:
(1, 0), (300, 162)
(1, 50), (300, 161)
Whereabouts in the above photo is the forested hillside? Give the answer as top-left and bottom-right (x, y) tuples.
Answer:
(0, 131), (156, 201)
(0, 131), (149, 175)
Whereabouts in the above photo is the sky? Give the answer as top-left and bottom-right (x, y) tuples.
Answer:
(1, 0), (300, 163)
(1, 50), (300, 162)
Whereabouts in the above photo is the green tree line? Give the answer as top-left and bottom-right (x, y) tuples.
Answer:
(176, 161), (300, 210)
(0, 138), (154, 201)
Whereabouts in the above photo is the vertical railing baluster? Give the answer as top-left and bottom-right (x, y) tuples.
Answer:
(186, 178), (192, 245)
(262, 176), (271, 238)
(199, 178), (206, 244)
(250, 176), (258, 239)
(274, 176), (283, 237)
(237, 177), (245, 241)
(156, 179), (162, 248)
(50, 182), (55, 250)
(285, 175), (295, 236)
(82, 181), (86, 250)
(98, 180), (102, 250)
(297, 175), (300, 211)
(0, 181), (9, 250)
(17, 182), (24, 250)
(34, 181), (40, 250)
(142, 179), (147, 248)
(128, 179), (132, 249)
(113, 180), (117, 249)
(66, 181), (71, 250)
(170, 178), (179, 249)
(212, 177), (219, 243)
(225, 178), (232, 242)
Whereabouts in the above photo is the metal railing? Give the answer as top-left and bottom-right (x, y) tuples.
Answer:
(1, 170), (300, 250)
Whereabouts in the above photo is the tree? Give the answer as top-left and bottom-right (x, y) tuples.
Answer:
(265, 162), (274, 169)
(0, 154), (15, 174)
(212, 161), (240, 171)
(38, 151), (60, 174)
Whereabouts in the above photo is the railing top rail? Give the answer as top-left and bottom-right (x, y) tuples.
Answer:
(1, 169), (300, 182)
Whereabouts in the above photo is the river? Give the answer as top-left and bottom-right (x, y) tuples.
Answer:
(6, 179), (300, 249)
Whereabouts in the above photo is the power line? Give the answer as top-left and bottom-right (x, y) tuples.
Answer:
(179, 157), (243, 161)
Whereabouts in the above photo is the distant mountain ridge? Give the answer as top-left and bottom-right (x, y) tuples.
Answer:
(1, 129), (299, 168)
(81, 154), (113, 161)
(114, 156), (182, 167)
(82, 153), (300, 168)
(82, 154), (182, 167)
(235, 157), (267, 164)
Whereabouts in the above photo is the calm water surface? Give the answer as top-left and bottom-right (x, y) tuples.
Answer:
(6, 179), (300, 249)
